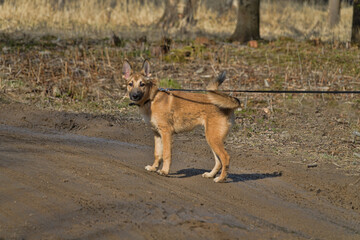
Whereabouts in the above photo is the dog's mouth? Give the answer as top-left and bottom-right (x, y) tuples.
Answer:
(129, 90), (144, 102)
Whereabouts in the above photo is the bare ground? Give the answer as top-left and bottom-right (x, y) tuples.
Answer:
(0, 101), (359, 240)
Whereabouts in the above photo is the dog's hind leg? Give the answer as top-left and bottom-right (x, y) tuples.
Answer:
(208, 141), (229, 183)
(202, 150), (221, 178)
(204, 120), (230, 183)
(145, 134), (163, 172)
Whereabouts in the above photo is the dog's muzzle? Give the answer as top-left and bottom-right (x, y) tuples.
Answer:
(129, 89), (144, 102)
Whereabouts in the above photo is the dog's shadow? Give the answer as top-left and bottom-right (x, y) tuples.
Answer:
(170, 168), (282, 183)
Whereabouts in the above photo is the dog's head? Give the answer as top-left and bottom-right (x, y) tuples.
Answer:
(123, 59), (154, 105)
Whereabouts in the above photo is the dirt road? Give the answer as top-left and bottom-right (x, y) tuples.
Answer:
(0, 103), (359, 239)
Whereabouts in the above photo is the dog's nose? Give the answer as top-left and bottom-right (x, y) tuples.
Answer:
(132, 93), (140, 100)
(130, 90), (143, 101)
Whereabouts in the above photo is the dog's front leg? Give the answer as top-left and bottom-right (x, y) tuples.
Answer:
(157, 131), (172, 176)
(145, 134), (163, 172)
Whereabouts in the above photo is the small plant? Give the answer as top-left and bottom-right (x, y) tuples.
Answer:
(163, 49), (188, 63)
(159, 78), (182, 89)
(237, 108), (256, 117)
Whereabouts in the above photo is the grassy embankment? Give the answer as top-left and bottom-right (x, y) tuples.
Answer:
(0, 0), (358, 112)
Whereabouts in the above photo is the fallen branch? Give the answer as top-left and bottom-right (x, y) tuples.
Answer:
(307, 163), (318, 168)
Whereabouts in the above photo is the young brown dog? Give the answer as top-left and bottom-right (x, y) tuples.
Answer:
(124, 60), (240, 182)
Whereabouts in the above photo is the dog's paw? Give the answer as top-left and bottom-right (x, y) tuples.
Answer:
(202, 172), (215, 178)
(157, 169), (169, 176)
(214, 177), (226, 183)
(145, 165), (157, 172)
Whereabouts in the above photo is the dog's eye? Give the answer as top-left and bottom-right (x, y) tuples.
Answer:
(128, 82), (133, 87)
(139, 82), (145, 87)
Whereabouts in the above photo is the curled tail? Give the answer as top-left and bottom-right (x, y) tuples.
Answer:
(206, 71), (240, 109)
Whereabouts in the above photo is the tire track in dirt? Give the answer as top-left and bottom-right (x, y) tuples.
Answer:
(0, 125), (253, 239)
(0, 124), (359, 239)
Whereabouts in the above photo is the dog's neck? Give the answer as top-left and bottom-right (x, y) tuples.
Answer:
(129, 99), (151, 107)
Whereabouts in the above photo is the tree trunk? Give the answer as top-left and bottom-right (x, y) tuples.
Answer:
(329, 0), (341, 28)
(157, 0), (198, 32)
(230, 0), (260, 43)
(352, 0), (360, 43)
(157, 0), (179, 29)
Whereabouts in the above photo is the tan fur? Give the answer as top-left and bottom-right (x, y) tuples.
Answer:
(207, 91), (241, 109)
(125, 60), (240, 182)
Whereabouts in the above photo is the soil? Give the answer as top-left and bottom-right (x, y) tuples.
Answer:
(0, 101), (360, 240)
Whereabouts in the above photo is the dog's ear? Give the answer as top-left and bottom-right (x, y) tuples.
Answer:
(141, 59), (151, 77)
(122, 60), (132, 80)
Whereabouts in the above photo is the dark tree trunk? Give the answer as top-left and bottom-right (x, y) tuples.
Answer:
(230, 0), (260, 43)
(352, 0), (360, 43)
(329, 0), (341, 28)
(157, 0), (198, 32)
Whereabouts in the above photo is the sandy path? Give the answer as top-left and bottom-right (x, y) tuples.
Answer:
(1, 124), (359, 240)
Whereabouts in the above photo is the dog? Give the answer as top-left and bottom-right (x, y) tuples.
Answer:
(123, 60), (240, 182)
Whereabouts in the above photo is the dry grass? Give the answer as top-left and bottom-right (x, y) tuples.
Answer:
(0, 0), (163, 38)
(0, 0), (354, 41)
(0, 38), (359, 114)
(259, 0), (353, 42)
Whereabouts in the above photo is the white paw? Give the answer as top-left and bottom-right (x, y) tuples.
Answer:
(214, 177), (226, 183)
(202, 172), (214, 178)
(145, 165), (157, 172)
(157, 169), (168, 176)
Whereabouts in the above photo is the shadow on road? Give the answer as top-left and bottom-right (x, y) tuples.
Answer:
(171, 168), (282, 183)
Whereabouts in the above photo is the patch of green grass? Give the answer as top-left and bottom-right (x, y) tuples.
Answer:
(236, 108), (256, 117)
(125, 48), (151, 58)
(163, 44), (209, 63)
(322, 153), (339, 160)
(163, 49), (188, 63)
(5, 79), (25, 88)
(159, 78), (182, 89)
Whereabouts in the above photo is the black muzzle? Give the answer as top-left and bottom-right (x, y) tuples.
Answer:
(129, 89), (144, 102)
